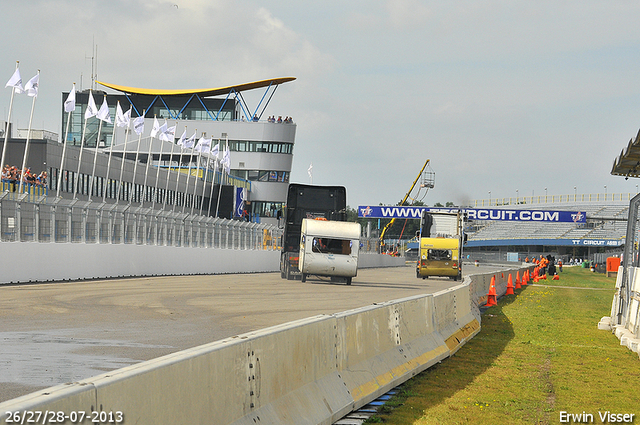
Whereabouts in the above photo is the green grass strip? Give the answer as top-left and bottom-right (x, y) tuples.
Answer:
(368, 267), (639, 425)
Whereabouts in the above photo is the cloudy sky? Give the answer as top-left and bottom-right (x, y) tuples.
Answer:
(3, 1), (640, 208)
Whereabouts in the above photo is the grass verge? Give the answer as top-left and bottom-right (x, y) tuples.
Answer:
(367, 267), (639, 425)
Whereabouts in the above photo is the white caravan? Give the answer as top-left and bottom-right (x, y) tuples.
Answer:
(298, 218), (361, 285)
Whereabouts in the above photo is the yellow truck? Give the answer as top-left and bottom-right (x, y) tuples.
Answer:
(417, 210), (464, 281)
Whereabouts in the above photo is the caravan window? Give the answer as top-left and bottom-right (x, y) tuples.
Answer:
(312, 237), (353, 255)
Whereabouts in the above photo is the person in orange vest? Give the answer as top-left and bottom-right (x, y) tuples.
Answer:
(558, 258), (563, 272)
(525, 256), (529, 263)
(539, 255), (548, 276)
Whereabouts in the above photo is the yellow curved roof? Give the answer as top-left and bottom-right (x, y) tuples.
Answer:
(96, 77), (296, 97)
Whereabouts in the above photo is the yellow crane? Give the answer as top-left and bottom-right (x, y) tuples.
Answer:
(379, 159), (434, 249)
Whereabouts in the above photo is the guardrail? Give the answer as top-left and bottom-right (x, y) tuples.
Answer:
(0, 265), (533, 424)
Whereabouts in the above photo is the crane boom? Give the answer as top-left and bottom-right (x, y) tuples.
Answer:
(379, 159), (431, 248)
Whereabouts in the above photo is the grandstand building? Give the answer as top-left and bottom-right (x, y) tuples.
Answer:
(1, 77), (296, 223)
(464, 194), (630, 261)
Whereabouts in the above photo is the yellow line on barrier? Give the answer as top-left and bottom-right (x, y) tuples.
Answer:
(349, 344), (450, 402)
(444, 319), (480, 351)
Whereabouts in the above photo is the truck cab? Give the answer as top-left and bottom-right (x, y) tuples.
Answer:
(280, 184), (347, 280)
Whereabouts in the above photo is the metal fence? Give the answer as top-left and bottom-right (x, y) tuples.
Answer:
(0, 192), (283, 251)
(616, 192), (640, 327)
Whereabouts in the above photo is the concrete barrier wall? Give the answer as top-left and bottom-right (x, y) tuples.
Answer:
(0, 242), (282, 284)
(0, 242), (403, 284)
(0, 266), (531, 425)
(358, 252), (406, 269)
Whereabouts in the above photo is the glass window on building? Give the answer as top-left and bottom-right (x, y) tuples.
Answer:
(251, 201), (284, 218)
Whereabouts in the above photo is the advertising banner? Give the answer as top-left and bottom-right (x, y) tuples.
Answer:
(357, 205), (587, 223)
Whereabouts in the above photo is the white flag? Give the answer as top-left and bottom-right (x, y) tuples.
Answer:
(24, 73), (39, 97)
(5, 68), (23, 93)
(133, 116), (145, 135)
(64, 84), (76, 113)
(308, 163), (313, 178)
(177, 129), (186, 146)
(194, 136), (211, 153)
(222, 147), (230, 173)
(150, 117), (160, 138)
(155, 121), (167, 140)
(85, 92), (98, 119)
(210, 142), (219, 158)
(115, 103), (131, 127)
(183, 132), (196, 149)
(160, 125), (176, 142)
(97, 97), (112, 123)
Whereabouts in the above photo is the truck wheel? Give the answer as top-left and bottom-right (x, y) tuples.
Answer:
(285, 262), (293, 280)
(346, 277), (352, 285)
(301, 273), (307, 282)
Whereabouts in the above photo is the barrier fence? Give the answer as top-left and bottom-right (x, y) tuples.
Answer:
(600, 192), (640, 357)
(473, 192), (635, 207)
(0, 193), (282, 250)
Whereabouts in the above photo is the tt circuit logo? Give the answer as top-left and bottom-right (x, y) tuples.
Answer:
(360, 206), (373, 217)
(572, 212), (585, 222)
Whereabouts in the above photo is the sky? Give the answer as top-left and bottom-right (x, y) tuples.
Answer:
(2, 1), (640, 209)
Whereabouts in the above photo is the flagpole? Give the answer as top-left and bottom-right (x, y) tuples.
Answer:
(88, 95), (107, 202)
(207, 138), (220, 216)
(129, 109), (146, 207)
(18, 70), (39, 195)
(198, 148), (208, 216)
(152, 120), (168, 210)
(1, 61), (20, 182)
(57, 83), (75, 198)
(74, 89), (93, 200)
(162, 122), (179, 211)
(173, 126), (188, 213)
(190, 140), (202, 216)
(215, 135), (228, 218)
(115, 106), (133, 204)
(103, 100), (123, 203)
(182, 129), (196, 214)
(141, 115), (157, 208)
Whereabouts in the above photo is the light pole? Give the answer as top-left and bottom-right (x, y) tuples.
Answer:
(516, 189), (519, 204)
(545, 187), (547, 202)
(488, 191), (491, 206)
(604, 185), (607, 200)
(574, 186), (577, 201)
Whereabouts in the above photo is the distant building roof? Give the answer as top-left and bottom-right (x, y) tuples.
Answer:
(96, 77), (296, 97)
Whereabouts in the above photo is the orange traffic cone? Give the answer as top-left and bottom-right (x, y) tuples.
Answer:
(506, 274), (515, 295)
(515, 271), (521, 288)
(552, 274), (559, 280)
(522, 270), (528, 287)
(486, 275), (497, 307)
